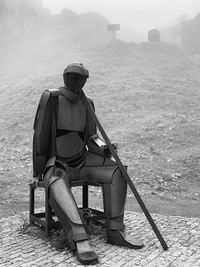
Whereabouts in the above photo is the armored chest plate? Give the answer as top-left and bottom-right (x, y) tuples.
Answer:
(57, 96), (86, 131)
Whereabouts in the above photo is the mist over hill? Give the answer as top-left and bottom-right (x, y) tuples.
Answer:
(0, 0), (110, 75)
(1, 0), (200, 76)
(0, 0), (109, 46)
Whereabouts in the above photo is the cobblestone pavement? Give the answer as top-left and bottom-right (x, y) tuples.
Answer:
(0, 211), (200, 267)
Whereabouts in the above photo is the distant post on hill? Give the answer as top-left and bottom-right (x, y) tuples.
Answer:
(148, 28), (160, 42)
(107, 24), (120, 41)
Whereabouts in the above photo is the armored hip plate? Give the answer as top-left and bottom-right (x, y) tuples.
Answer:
(56, 132), (85, 158)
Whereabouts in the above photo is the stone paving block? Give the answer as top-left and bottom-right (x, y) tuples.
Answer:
(0, 211), (200, 266)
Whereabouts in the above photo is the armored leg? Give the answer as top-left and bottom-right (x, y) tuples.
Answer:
(102, 167), (143, 249)
(102, 167), (127, 231)
(44, 165), (98, 265)
(81, 152), (144, 249)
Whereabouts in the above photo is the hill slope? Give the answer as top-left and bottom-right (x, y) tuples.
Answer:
(0, 41), (200, 217)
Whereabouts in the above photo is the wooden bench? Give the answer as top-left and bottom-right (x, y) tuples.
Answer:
(29, 178), (105, 237)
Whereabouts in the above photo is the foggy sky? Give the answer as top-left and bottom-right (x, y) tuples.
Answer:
(42, 0), (200, 32)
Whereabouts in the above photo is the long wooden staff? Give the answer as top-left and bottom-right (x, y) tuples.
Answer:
(82, 91), (168, 251)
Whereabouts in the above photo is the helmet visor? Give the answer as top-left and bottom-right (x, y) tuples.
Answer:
(66, 73), (87, 94)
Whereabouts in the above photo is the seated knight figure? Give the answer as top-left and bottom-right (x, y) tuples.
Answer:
(33, 63), (143, 265)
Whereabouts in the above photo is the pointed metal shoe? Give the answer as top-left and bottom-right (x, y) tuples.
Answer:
(107, 229), (144, 249)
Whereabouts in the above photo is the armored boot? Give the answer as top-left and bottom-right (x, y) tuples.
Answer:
(102, 167), (144, 249)
(45, 166), (98, 265)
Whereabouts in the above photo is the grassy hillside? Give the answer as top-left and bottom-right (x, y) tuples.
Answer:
(0, 41), (200, 217)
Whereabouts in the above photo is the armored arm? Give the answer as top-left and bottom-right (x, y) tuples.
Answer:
(86, 97), (117, 157)
(33, 91), (53, 177)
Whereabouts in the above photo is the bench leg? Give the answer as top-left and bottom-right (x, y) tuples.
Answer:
(29, 184), (35, 225)
(83, 185), (88, 208)
(45, 194), (53, 237)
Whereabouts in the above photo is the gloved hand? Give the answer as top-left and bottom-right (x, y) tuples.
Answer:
(101, 143), (118, 157)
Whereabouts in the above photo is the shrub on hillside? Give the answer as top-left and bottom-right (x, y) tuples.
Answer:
(181, 14), (200, 54)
